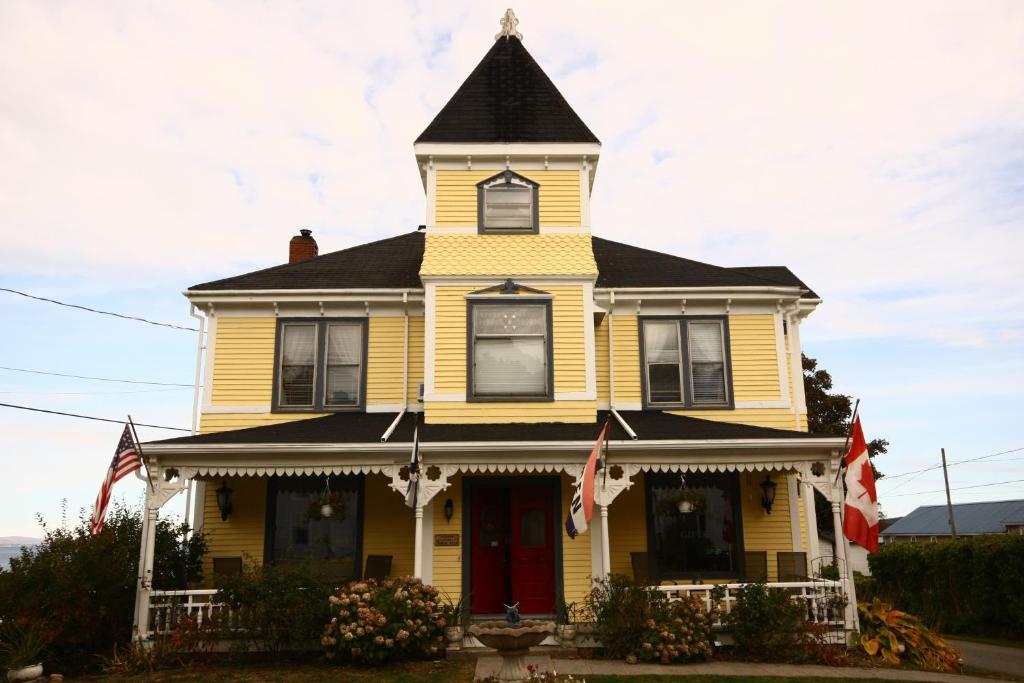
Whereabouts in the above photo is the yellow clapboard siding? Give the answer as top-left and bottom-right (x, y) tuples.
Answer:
(425, 401), (596, 424)
(362, 473), (415, 577)
(596, 316), (610, 404)
(560, 472), (593, 606)
(366, 317), (424, 405)
(729, 314), (781, 401)
(431, 473), (463, 599)
(420, 234), (597, 276)
(201, 476), (267, 584)
(434, 169), (581, 227)
(740, 473), (794, 581)
(210, 317), (276, 405)
(608, 471), (647, 578)
(611, 315), (642, 405)
(432, 285), (589, 400)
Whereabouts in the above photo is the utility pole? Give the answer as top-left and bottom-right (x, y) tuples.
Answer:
(941, 448), (957, 538)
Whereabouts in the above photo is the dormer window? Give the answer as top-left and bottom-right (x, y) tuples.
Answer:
(477, 170), (539, 233)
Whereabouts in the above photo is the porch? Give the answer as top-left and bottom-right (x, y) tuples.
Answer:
(136, 410), (856, 642)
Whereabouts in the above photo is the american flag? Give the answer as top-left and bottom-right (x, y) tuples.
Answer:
(90, 424), (143, 535)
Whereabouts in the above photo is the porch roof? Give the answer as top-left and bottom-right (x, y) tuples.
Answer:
(150, 410), (830, 446)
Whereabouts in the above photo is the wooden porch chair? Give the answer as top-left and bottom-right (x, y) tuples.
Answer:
(776, 552), (808, 581)
(630, 552), (656, 586)
(742, 551), (768, 582)
(363, 554), (393, 581)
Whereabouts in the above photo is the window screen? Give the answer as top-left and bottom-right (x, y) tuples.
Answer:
(279, 324), (317, 406)
(483, 185), (533, 230)
(325, 323), (362, 407)
(688, 321), (727, 404)
(472, 304), (548, 397)
(643, 320), (683, 404)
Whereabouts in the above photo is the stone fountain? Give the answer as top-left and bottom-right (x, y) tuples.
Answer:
(469, 604), (555, 683)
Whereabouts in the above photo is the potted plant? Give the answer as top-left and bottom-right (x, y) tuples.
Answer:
(659, 489), (706, 514)
(440, 592), (466, 649)
(306, 487), (344, 522)
(1, 622), (48, 682)
(555, 599), (578, 646)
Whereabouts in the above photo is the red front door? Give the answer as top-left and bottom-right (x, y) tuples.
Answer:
(510, 485), (556, 614)
(470, 481), (556, 615)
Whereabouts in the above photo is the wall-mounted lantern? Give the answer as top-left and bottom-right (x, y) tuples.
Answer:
(444, 498), (454, 523)
(760, 474), (777, 514)
(216, 480), (234, 521)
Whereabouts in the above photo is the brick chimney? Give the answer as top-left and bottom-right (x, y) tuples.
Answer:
(289, 229), (318, 263)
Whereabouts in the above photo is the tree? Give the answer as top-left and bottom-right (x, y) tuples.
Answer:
(803, 354), (888, 535)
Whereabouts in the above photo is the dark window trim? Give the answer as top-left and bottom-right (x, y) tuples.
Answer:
(638, 315), (734, 410)
(643, 470), (745, 582)
(476, 170), (540, 234)
(271, 317), (369, 413)
(466, 298), (555, 403)
(462, 475), (563, 616)
(263, 473), (366, 578)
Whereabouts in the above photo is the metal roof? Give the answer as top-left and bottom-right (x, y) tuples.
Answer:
(881, 499), (1024, 536)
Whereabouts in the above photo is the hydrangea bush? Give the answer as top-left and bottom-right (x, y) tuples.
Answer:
(321, 577), (445, 664)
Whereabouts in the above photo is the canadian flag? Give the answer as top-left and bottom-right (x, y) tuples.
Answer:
(843, 416), (880, 553)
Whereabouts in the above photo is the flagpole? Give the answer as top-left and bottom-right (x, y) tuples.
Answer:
(833, 398), (860, 485)
(128, 414), (154, 491)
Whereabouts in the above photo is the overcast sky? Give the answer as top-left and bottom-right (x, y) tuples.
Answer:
(1, 1), (1022, 538)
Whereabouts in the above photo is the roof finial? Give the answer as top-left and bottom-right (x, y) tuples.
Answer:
(495, 8), (523, 41)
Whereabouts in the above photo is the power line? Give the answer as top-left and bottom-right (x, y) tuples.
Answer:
(0, 402), (191, 432)
(0, 388), (190, 396)
(884, 479), (1024, 499)
(0, 365), (195, 387)
(1, 287), (199, 332)
(879, 446), (1024, 483)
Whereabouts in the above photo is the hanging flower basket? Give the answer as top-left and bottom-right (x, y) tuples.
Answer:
(660, 489), (706, 514)
(306, 490), (345, 522)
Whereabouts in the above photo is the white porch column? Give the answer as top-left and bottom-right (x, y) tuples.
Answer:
(831, 500), (860, 632)
(802, 481), (820, 577)
(413, 504), (425, 578)
(132, 489), (155, 642)
(599, 504), (611, 579)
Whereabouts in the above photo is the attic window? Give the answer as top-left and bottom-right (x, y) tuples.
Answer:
(477, 170), (539, 233)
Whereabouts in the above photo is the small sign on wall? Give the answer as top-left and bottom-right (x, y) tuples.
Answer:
(434, 533), (460, 547)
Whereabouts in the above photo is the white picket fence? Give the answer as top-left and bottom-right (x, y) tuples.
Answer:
(148, 589), (226, 636)
(657, 580), (848, 629)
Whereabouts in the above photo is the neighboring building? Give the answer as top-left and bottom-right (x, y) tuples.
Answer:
(136, 12), (857, 639)
(816, 533), (870, 575)
(881, 500), (1024, 543)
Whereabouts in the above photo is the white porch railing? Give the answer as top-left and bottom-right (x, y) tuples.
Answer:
(658, 580), (848, 629)
(148, 589), (228, 637)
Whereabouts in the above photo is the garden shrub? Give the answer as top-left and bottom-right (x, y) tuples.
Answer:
(321, 577), (445, 664)
(725, 582), (832, 663)
(868, 535), (1024, 638)
(858, 598), (960, 672)
(214, 562), (333, 653)
(585, 574), (715, 664)
(0, 504), (205, 674)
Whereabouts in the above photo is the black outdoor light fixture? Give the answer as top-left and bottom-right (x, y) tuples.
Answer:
(444, 498), (454, 523)
(216, 480), (234, 521)
(760, 474), (777, 514)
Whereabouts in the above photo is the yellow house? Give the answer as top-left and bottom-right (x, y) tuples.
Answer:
(137, 12), (857, 641)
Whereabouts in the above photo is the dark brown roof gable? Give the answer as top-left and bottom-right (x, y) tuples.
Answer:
(189, 232), (425, 291)
(416, 36), (599, 144)
(150, 410), (828, 446)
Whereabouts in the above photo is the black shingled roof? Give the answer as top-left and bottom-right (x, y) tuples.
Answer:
(416, 37), (598, 144)
(188, 231), (815, 296)
(190, 232), (425, 291)
(151, 410), (828, 446)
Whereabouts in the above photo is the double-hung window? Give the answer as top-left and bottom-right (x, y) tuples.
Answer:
(468, 300), (553, 400)
(640, 317), (732, 408)
(274, 319), (366, 411)
(477, 170), (539, 233)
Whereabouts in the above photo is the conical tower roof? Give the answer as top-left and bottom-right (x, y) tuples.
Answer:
(416, 31), (598, 144)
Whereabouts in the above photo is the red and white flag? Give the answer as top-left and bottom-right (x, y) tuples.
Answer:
(843, 416), (879, 553)
(90, 424), (143, 535)
(565, 421), (608, 539)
